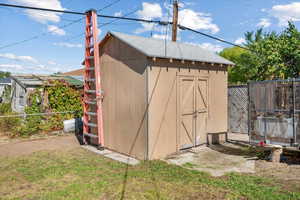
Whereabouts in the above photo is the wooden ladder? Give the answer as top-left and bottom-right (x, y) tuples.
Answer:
(83, 9), (104, 148)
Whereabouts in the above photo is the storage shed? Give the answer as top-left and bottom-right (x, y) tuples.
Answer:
(94, 32), (234, 160)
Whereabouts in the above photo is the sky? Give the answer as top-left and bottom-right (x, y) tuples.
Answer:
(0, 0), (299, 74)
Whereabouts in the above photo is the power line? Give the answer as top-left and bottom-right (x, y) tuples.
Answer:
(0, 3), (249, 51)
(0, 3), (85, 15)
(0, 1), (124, 50)
(97, 0), (122, 12)
(0, 3), (168, 24)
(97, 7), (139, 28)
(164, 0), (172, 56)
(178, 25), (250, 51)
(0, 18), (83, 50)
(64, 7), (139, 42)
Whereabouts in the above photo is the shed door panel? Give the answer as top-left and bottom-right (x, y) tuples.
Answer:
(195, 78), (208, 145)
(179, 77), (195, 149)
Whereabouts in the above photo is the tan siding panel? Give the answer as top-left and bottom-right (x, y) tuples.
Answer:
(99, 37), (148, 160)
(147, 59), (228, 159)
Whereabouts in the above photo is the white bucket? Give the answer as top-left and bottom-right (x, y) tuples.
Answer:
(63, 118), (75, 133)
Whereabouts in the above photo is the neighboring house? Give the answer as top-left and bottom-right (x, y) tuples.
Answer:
(62, 69), (84, 76)
(10, 75), (83, 113)
(0, 77), (11, 103)
(84, 31), (234, 160)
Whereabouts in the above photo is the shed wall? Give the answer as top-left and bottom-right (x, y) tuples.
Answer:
(100, 37), (148, 160)
(11, 81), (29, 113)
(147, 59), (228, 159)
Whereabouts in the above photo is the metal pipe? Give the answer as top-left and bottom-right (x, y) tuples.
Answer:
(247, 82), (251, 137)
(0, 111), (75, 118)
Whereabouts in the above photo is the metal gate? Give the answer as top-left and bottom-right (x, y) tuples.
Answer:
(228, 85), (248, 134)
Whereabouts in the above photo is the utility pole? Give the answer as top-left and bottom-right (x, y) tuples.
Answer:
(172, 0), (179, 42)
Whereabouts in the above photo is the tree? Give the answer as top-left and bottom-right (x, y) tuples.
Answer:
(219, 47), (250, 83)
(0, 71), (10, 78)
(220, 22), (300, 83)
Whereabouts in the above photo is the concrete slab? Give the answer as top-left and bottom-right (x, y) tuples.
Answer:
(81, 145), (140, 165)
(166, 143), (256, 177)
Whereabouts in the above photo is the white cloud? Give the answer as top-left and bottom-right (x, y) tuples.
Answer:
(179, 9), (220, 34)
(257, 18), (271, 28)
(53, 42), (82, 48)
(198, 43), (223, 52)
(0, 63), (62, 74)
(135, 23), (158, 34)
(0, 53), (38, 63)
(10, 0), (65, 24)
(270, 2), (300, 26)
(137, 2), (162, 20)
(135, 2), (219, 35)
(187, 42), (223, 53)
(48, 60), (57, 65)
(0, 64), (24, 70)
(234, 37), (246, 45)
(152, 34), (171, 40)
(47, 25), (66, 36)
(135, 2), (162, 33)
(114, 11), (122, 17)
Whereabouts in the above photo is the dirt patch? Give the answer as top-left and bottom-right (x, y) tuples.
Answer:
(167, 141), (300, 195)
(167, 143), (256, 176)
(0, 131), (68, 145)
(255, 160), (300, 192)
(0, 135), (80, 157)
(256, 160), (300, 180)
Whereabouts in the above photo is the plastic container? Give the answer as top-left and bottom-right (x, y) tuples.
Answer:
(63, 118), (75, 133)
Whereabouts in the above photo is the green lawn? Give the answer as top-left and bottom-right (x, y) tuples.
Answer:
(0, 148), (299, 200)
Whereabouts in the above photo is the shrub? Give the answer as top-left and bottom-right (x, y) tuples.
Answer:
(0, 103), (12, 114)
(1, 80), (83, 137)
(44, 80), (82, 130)
(0, 111), (21, 137)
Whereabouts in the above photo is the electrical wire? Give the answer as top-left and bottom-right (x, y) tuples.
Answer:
(0, 3), (168, 24)
(63, 7), (139, 42)
(164, 0), (172, 56)
(0, 3), (249, 51)
(0, 18), (83, 50)
(0, 1), (124, 50)
(178, 25), (250, 51)
(0, 3), (85, 15)
(97, 0), (122, 12)
(97, 7), (139, 28)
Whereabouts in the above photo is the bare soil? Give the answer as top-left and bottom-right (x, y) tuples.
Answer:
(255, 160), (300, 192)
(0, 135), (79, 157)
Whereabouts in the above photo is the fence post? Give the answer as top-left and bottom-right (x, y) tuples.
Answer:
(247, 82), (250, 137)
(292, 78), (297, 146)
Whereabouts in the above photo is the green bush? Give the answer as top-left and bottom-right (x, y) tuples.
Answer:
(0, 103), (20, 136)
(1, 81), (83, 138)
(0, 103), (12, 114)
(44, 80), (82, 130)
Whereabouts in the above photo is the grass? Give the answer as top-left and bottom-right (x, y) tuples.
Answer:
(0, 148), (299, 200)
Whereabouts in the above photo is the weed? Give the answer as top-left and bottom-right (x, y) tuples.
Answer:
(0, 148), (299, 200)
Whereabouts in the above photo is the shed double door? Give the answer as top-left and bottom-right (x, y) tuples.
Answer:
(178, 76), (208, 149)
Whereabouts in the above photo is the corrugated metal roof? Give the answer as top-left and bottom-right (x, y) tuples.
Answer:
(11, 75), (83, 88)
(0, 78), (11, 84)
(109, 31), (234, 65)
